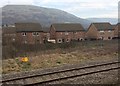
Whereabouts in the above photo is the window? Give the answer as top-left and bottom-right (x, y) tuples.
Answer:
(32, 32), (39, 36)
(108, 37), (111, 39)
(100, 32), (104, 35)
(74, 32), (77, 34)
(22, 33), (26, 36)
(36, 32), (39, 36)
(80, 38), (84, 41)
(62, 39), (65, 42)
(99, 37), (104, 40)
(99, 31), (104, 35)
(65, 32), (69, 35)
(57, 39), (62, 43)
(32, 32), (36, 36)
(66, 39), (69, 42)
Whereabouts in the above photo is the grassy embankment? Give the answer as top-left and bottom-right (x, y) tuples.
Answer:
(2, 40), (119, 74)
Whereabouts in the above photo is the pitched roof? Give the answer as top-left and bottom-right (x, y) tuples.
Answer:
(116, 23), (120, 27)
(2, 27), (16, 34)
(15, 23), (43, 32)
(113, 23), (120, 30)
(92, 22), (113, 31)
(51, 23), (85, 32)
(111, 25), (116, 30)
(42, 27), (50, 32)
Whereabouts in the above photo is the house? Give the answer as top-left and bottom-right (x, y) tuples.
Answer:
(42, 27), (50, 43)
(15, 23), (44, 45)
(113, 23), (120, 39)
(50, 23), (85, 43)
(42, 28), (55, 43)
(86, 23), (114, 40)
(2, 27), (16, 45)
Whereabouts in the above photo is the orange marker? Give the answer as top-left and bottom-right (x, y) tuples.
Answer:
(21, 57), (29, 62)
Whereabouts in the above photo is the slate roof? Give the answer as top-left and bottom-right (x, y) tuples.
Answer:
(116, 23), (120, 27)
(2, 27), (16, 34)
(113, 23), (120, 30)
(42, 27), (50, 32)
(111, 25), (116, 30)
(15, 23), (43, 32)
(51, 23), (85, 32)
(92, 23), (114, 31)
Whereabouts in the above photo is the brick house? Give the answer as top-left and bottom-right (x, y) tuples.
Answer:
(2, 26), (16, 45)
(15, 23), (44, 45)
(50, 23), (85, 43)
(113, 23), (120, 38)
(42, 27), (50, 43)
(86, 23), (114, 40)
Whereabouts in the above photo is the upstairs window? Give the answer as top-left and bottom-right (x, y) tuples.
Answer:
(32, 32), (36, 36)
(22, 32), (26, 36)
(100, 32), (104, 35)
(73, 32), (77, 34)
(65, 32), (69, 35)
(32, 32), (39, 36)
(36, 32), (39, 36)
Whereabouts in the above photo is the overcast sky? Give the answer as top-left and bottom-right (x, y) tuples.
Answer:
(1, 0), (119, 18)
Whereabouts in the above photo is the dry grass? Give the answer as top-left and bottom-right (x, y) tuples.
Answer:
(2, 40), (119, 74)
(2, 59), (20, 74)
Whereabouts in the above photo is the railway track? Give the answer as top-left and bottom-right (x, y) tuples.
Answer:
(2, 60), (120, 86)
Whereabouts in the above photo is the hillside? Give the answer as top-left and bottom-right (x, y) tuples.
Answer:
(2, 5), (90, 28)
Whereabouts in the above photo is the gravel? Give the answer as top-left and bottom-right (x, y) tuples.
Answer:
(49, 69), (119, 85)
